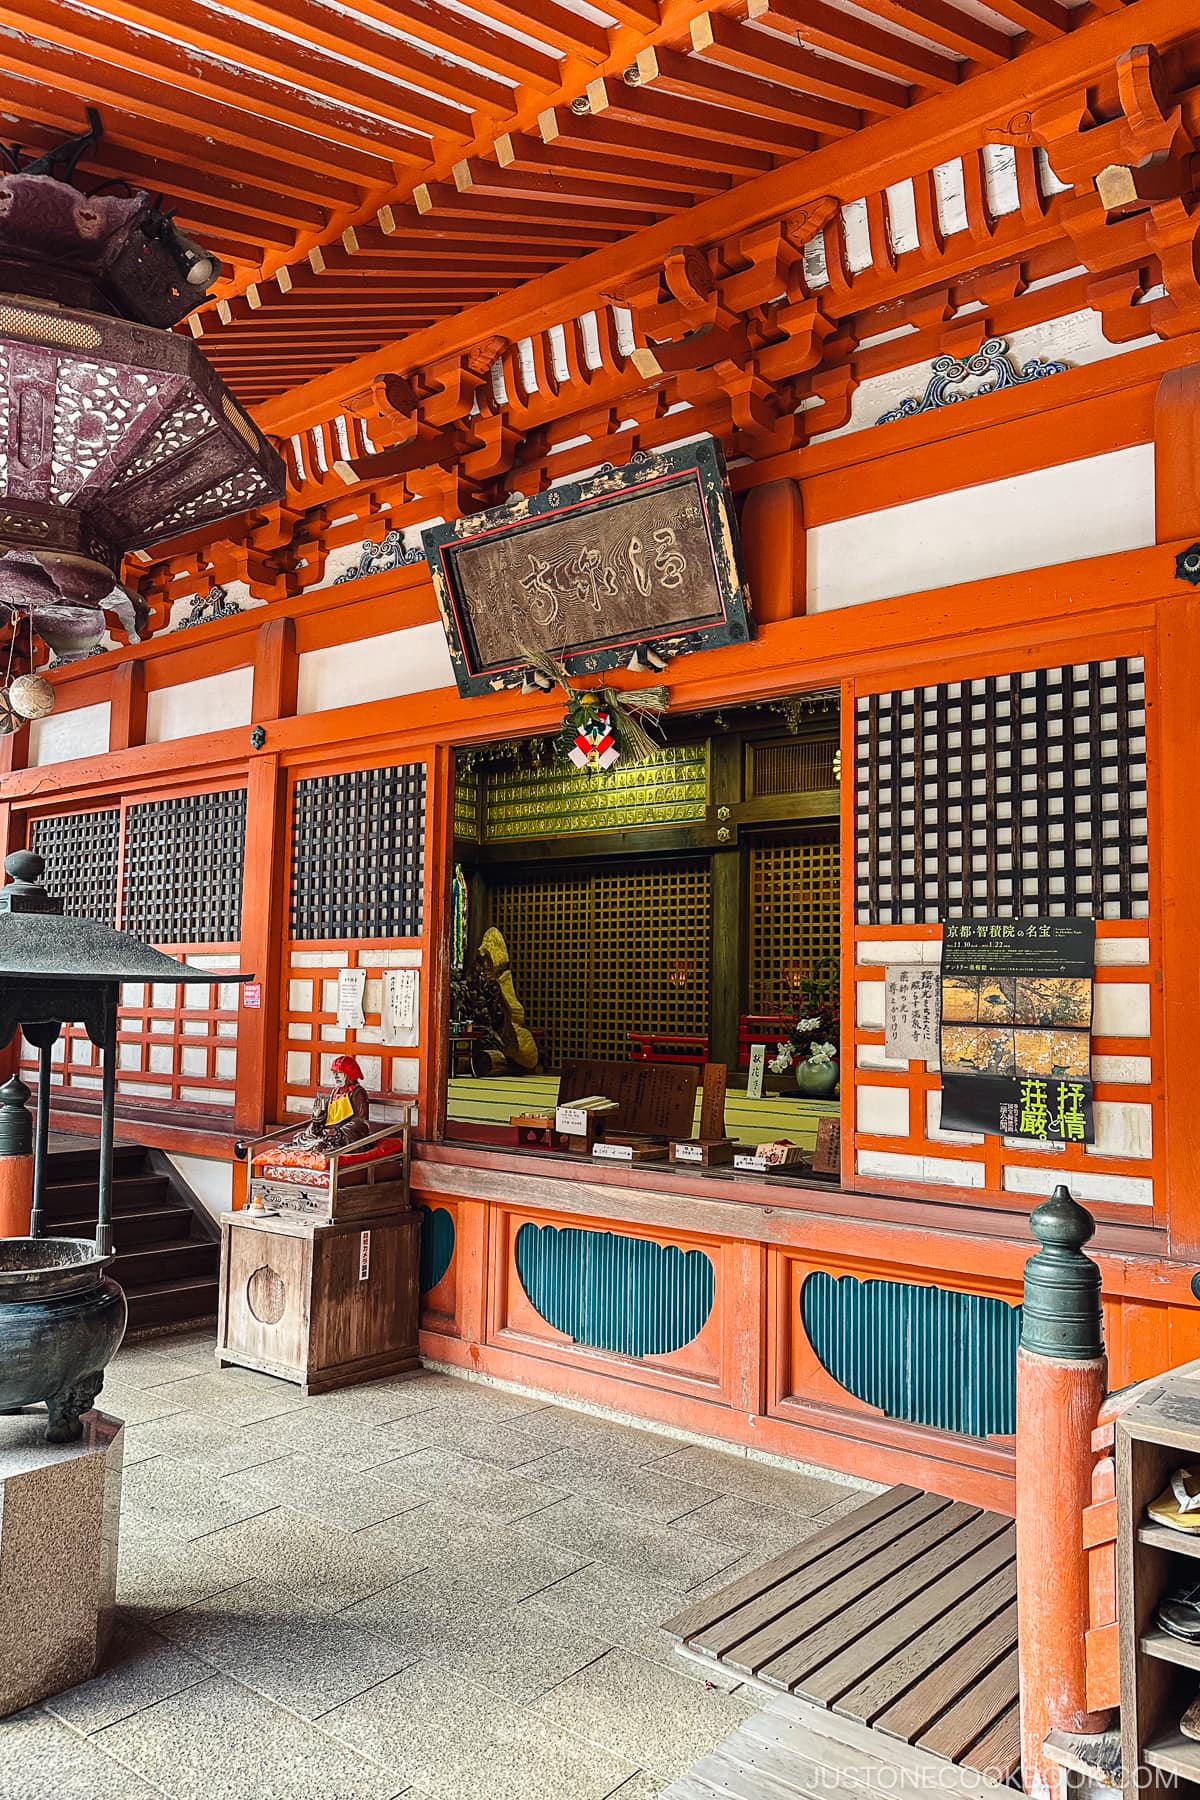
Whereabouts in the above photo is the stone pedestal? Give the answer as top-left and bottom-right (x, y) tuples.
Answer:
(0, 1409), (123, 1717)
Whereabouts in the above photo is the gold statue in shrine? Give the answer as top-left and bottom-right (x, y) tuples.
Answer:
(477, 926), (539, 1073)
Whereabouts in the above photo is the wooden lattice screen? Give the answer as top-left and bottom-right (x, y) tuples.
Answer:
(489, 865), (711, 1068)
(290, 764), (426, 941)
(854, 657), (1149, 925)
(748, 837), (840, 1013)
(123, 789), (247, 944)
(30, 808), (120, 925)
(751, 739), (838, 798)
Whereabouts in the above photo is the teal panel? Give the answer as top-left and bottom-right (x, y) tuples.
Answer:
(417, 1204), (455, 1294)
(515, 1222), (714, 1359)
(800, 1272), (1020, 1438)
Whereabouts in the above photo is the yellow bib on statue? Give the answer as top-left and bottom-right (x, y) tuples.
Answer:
(325, 1094), (354, 1127)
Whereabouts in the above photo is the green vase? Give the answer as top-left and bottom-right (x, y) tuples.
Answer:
(796, 1057), (838, 1099)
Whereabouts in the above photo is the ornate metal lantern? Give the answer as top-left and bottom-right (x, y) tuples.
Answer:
(0, 112), (284, 666)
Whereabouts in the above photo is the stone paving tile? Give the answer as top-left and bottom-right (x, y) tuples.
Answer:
(319, 1658), (515, 1793)
(220, 1450), (429, 1531)
(631, 1627), (746, 1692)
(0, 1707), (167, 1799)
(505, 1405), (679, 1466)
(648, 1443), (863, 1513)
(524, 1558), (688, 1656)
(197, 1507), (423, 1615)
(522, 1447), (719, 1523)
(340, 1564), (512, 1660)
(93, 1673), (404, 1799)
(432, 1600), (611, 1704)
(118, 1411), (292, 1477)
(88, 1375), (192, 1429)
(674, 1490), (832, 1553)
(43, 1618), (210, 1736)
(523, 1493), (743, 1589)
(372, 1406), (552, 1469)
(117, 1518), (254, 1623)
(133, 1369), (304, 1428)
(359, 1499), (592, 1600)
(155, 1581), (415, 1719)
(423, 1721), (642, 1800)
(232, 1406), (422, 1473)
(533, 1646), (758, 1783)
(122, 1457), (279, 1542)
(387, 1444), (570, 1522)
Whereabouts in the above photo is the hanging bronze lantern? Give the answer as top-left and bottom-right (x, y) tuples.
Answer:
(0, 111), (285, 667)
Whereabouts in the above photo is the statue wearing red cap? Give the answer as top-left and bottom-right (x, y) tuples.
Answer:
(289, 1052), (371, 1152)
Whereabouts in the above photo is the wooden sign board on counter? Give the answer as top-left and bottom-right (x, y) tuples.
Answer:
(812, 1117), (842, 1178)
(558, 1059), (700, 1143)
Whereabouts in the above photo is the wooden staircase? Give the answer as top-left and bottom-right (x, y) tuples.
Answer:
(41, 1141), (220, 1331)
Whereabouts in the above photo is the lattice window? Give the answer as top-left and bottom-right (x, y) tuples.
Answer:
(592, 866), (710, 1063)
(491, 876), (593, 1071)
(30, 809), (119, 926)
(751, 739), (838, 797)
(749, 838), (840, 1014)
(855, 658), (1149, 924)
(489, 865), (711, 1068)
(481, 745), (707, 840)
(123, 789), (247, 945)
(290, 764), (425, 941)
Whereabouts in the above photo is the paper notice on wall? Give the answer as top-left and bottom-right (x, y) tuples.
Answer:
(383, 969), (419, 1046)
(884, 966), (940, 1063)
(336, 967), (366, 1032)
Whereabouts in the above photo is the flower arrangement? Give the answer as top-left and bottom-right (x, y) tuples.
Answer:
(768, 975), (840, 1074)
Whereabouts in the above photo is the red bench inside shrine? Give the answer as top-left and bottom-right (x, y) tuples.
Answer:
(627, 1030), (710, 1067)
(737, 1014), (793, 1068)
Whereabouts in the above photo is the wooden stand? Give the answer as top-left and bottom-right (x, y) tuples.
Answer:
(1117, 1373), (1200, 1800)
(216, 1207), (420, 1395)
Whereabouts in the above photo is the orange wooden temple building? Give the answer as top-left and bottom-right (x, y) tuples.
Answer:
(3, 0), (1200, 1601)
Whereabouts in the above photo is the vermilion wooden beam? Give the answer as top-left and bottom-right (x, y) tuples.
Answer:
(635, 44), (862, 137)
(468, 0), (610, 60)
(36, 0), (468, 150)
(853, 0), (1012, 65)
(417, 177), (662, 228)
(496, 128), (730, 194)
(583, 74), (816, 158)
(544, 97), (779, 174)
(744, 0), (958, 88)
(689, 12), (907, 116)
(452, 156), (702, 214)
(0, 29), (398, 186)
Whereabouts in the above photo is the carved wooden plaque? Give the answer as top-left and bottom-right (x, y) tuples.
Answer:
(423, 439), (751, 698)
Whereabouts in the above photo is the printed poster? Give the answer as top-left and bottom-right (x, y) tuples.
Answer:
(939, 917), (1095, 1144)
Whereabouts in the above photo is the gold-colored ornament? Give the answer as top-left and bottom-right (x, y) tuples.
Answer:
(7, 674), (55, 720)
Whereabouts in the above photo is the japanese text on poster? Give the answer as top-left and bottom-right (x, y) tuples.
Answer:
(939, 917), (1095, 1145)
(884, 966), (940, 1063)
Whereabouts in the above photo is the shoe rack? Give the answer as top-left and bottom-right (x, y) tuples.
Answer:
(1118, 1376), (1200, 1800)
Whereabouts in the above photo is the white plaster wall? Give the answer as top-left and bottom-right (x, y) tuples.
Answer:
(166, 1152), (233, 1222)
(145, 668), (254, 744)
(808, 443), (1155, 613)
(296, 623), (454, 715)
(27, 701), (111, 767)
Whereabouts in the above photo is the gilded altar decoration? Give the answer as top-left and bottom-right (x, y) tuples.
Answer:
(422, 439), (751, 698)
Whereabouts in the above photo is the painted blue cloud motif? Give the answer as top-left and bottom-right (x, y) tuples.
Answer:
(417, 1204), (454, 1294)
(515, 1222), (714, 1359)
(800, 1271), (1020, 1438)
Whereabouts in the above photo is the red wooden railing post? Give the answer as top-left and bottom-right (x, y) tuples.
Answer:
(1017, 1186), (1110, 1799)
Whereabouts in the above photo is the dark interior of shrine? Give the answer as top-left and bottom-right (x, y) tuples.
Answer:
(445, 691), (842, 1161)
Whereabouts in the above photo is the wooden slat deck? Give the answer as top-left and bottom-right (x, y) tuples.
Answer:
(661, 1690), (1018, 1800)
(663, 1485), (1021, 1785)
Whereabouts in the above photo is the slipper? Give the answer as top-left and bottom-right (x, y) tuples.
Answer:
(1148, 1468), (1200, 1534)
(1183, 1698), (1200, 1743)
(1157, 1584), (1200, 1642)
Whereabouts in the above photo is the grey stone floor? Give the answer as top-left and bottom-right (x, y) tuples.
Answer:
(1, 1331), (871, 1800)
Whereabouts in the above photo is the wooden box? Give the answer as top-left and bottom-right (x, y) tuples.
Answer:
(241, 1122), (410, 1223)
(670, 1137), (736, 1167)
(216, 1207), (421, 1395)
